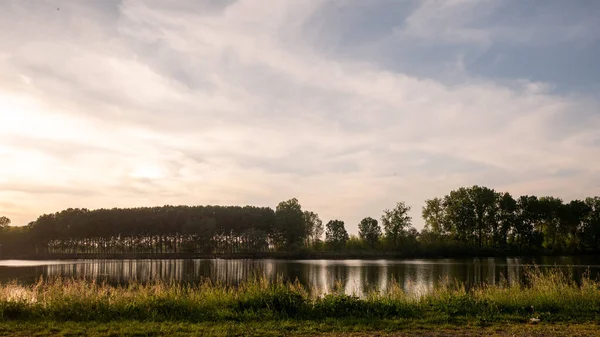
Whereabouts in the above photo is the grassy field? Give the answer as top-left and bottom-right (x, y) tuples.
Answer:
(0, 268), (599, 335)
(1, 320), (600, 336)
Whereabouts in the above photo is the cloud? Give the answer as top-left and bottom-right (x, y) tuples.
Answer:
(0, 0), (599, 233)
(306, 1), (600, 92)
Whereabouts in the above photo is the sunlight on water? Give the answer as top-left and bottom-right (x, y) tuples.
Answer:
(0, 260), (83, 267)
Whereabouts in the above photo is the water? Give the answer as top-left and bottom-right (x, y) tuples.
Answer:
(0, 256), (599, 296)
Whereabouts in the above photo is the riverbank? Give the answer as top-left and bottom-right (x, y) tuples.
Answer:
(4, 248), (600, 260)
(0, 268), (598, 331)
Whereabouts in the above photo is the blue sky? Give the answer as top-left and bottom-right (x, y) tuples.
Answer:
(0, 0), (599, 233)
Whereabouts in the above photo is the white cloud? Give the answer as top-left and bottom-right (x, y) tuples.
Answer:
(0, 0), (599, 233)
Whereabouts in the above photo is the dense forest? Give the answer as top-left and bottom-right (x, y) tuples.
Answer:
(1, 185), (599, 258)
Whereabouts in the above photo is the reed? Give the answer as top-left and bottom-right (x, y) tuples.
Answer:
(0, 267), (598, 324)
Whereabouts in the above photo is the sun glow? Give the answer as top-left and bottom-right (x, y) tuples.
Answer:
(129, 163), (165, 180)
(0, 91), (92, 142)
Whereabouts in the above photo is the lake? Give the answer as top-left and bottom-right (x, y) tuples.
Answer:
(1, 256), (599, 296)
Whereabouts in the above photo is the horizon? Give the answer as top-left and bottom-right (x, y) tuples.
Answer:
(1, 0), (599, 234)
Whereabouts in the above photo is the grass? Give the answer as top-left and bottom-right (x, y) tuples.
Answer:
(0, 267), (599, 335)
(2, 320), (600, 336)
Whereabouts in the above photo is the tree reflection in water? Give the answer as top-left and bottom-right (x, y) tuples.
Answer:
(0, 257), (595, 297)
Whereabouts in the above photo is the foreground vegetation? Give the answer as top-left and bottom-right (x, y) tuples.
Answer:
(2, 320), (600, 336)
(0, 268), (598, 335)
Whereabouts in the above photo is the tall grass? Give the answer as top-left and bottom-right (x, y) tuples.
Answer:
(0, 268), (598, 323)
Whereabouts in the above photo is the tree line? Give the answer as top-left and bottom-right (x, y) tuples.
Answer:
(419, 186), (600, 254)
(0, 185), (599, 257)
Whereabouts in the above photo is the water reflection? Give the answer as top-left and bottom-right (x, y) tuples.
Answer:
(0, 257), (598, 296)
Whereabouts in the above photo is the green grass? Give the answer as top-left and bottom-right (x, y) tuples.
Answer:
(0, 267), (599, 334)
(1, 320), (600, 336)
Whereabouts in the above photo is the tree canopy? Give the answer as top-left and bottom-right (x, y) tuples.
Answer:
(1, 186), (600, 257)
(275, 198), (306, 250)
(325, 220), (349, 248)
(303, 211), (323, 245)
(0, 216), (10, 228)
(358, 217), (380, 247)
(381, 202), (414, 248)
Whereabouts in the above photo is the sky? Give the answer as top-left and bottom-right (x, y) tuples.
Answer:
(1, 0), (599, 233)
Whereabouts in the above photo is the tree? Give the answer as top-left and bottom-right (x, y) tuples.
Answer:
(422, 198), (446, 235)
(436, 186), (500, 248)
(562, 200), (590, 250)
(0, 216), (10, 228)
(4, 187), (600, 257)
(467, 186), (499, 248)
(582, 197), (600, 250)
(24, 205), (276, 256)
(443, 188), (476, 244)
(325, 220), (349, 248)
(242, 228), (269, 253)
(274, 198), (306, 250)
(358, 217), (381, 248)
(182, 216), (217, 253)
(537, 196), (564, 249)
(381, 202), (412, 248)
(303, 211), (323, 246)
(497, 192), (517, 247)
(515, 195), (542, 249)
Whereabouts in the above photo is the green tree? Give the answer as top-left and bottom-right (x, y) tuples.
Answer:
(562, 200), (590, 250)
(345, 235), (366, 250)
(422, 198), (446, 235)
(515, 195), (543, 249)
(303, 211), (323, 246)
(443, 188), (476, 244)
(242, 228), (269, 253)
(274, 198), (306, 250)
(497, 192), (517, 247)
(358, 217), (381, 248)
(468, 186), (499, 248)
(325, 220), (349, 248)
(381, 202), (412, 248)
(0, 216), (10, 228)
(441, 186), (499, 248)
(182, 217), (217, 253)
(537, 196), (564, 249)
(582, 197), (600, 250)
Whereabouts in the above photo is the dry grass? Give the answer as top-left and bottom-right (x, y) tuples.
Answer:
(0, 267), (598, 324)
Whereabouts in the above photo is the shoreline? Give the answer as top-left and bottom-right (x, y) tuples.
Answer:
(2, 250), (600, 261)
